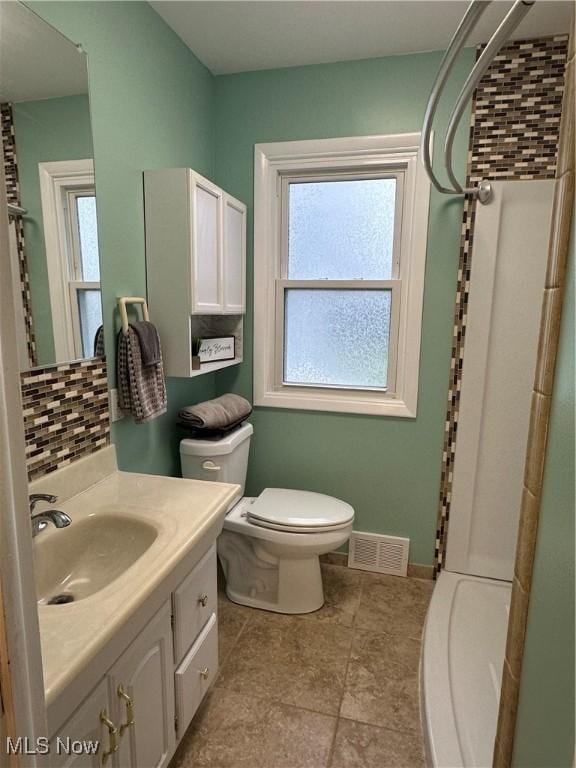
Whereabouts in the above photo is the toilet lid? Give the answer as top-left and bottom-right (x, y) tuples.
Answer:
(247, 488), (354, 531)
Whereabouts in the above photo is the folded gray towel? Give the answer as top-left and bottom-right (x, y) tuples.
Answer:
(132, 321), (161, 366)
(179, 394), (252, 431)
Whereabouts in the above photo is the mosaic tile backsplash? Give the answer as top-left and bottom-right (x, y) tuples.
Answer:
(21, 358), (110, 481)
(434, 35), (569, 574)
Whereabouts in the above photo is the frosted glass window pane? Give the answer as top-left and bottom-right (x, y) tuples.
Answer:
(76, 196), (100, 281)
(77, 289), (103, 358)
(288, 178), (396, 279)
(284, 289), (391, 388)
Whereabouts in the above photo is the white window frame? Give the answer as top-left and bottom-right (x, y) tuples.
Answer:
(38, 159), (100, 360)
(254, 133), (431, 417)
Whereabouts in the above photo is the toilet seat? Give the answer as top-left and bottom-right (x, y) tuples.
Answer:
(246, 488), (354, 533)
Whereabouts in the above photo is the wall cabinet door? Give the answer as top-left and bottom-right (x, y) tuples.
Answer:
(49, 679), (110, 768)
(190, 173), (223, 313)
(223, 194), (246, 313)
(109, 602), (175, 768)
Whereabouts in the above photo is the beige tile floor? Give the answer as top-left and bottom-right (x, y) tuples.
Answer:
(171, 564), (434, 768)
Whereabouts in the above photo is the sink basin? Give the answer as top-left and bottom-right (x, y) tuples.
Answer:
(35, 514), (158, 605)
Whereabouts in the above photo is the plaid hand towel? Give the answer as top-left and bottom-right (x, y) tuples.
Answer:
(117, 325), (167, 424)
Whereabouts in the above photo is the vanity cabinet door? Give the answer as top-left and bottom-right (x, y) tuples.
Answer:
(222, 193), (246, 313)
(190, 172), (223, 314)
(108, 601), (175, 768)
(48, 678), (109, 768)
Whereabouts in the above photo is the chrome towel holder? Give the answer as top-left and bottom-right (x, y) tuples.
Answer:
(421, 0), (536, 204)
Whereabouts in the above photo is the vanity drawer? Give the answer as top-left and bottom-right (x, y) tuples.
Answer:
(174, 612), (218, 737)
(172, 544), (217, 663)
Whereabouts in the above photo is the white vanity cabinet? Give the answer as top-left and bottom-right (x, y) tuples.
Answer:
(108, 602), (175, 768)
(49, 546), (219, 768)
(172, 545), (218, 738)
(144, 168), (246, 377)
(49, 679), (109, 768)
(50, 603), (175, 768)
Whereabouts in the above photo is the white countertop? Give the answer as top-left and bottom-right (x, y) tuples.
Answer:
(36, 469), (240, 704)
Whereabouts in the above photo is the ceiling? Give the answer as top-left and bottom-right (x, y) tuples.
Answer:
(151, 0), (573, 75)
(0, 2), (87, 103)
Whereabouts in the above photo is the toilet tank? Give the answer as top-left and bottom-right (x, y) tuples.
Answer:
(180, 423), (253, 495)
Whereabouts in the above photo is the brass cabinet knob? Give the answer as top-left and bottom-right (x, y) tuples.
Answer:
(198, 594), (208, 607)
(199, 666), (209, 679)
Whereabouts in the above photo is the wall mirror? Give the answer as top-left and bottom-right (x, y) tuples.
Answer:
(0, 1), (103, 372)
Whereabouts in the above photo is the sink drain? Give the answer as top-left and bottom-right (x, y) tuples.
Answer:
(47, 593), (75, 605)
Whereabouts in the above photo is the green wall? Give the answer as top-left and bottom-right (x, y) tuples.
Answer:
(212, 52), (473, 564)
(13, 94), (93, 366)
(513, 221), (575, 768)
(27, 1), (217, 476)
(25, 2), (474, 563)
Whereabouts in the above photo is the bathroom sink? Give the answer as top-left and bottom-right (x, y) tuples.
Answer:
(34, 514), (158, 605)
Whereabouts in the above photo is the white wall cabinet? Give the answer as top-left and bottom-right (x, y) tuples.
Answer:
(145, 168), (246, 377)
(49, 546), (219, 768)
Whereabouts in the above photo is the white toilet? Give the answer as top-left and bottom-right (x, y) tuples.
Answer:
(180, 423), (354, 614)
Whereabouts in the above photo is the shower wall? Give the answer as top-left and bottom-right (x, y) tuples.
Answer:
(434, 35), (569, 574)
(444, 180), (554, 580)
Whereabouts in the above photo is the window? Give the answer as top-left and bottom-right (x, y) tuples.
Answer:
(39, 160), (102, 361)
(254, 134), (430, 417)
(66, 191), (102, 357)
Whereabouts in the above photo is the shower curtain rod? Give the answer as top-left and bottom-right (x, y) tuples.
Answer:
(7, 203), (27, 218)
(420, 0), (536, 205)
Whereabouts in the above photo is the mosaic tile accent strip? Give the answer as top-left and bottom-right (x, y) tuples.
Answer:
(21, 358), (110, 481)
(434, 36), (569, 576)
(1, 102), (37, 367)
(1, 102), (19, 204)
(434, 195), (477, 573)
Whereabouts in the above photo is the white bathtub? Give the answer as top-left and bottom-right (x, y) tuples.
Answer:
(421, 571), (511, 768)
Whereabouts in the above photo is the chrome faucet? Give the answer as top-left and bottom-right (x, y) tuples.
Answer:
(29, 493), (71, 538)
(30, 493), (58, 512)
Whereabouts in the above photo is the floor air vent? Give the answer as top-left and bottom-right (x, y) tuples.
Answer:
(348, 532), (409, 576)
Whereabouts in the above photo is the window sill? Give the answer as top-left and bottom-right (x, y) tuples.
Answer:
(254, 388), (417, 418)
